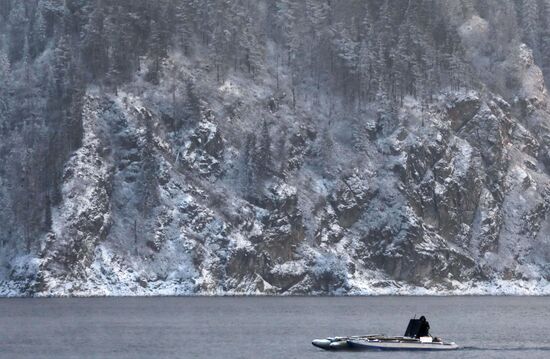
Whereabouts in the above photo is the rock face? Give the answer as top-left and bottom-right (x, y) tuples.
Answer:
(6, 85), (548, 296)
(1, 1), (550, 296)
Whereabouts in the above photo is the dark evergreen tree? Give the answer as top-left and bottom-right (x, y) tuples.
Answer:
(7, 1), (27, 63)
(174, 1), (193, 55)
(521, 0), (539, 59)
(240, 15), (264, 78)
(541, 0), (550, 77)
(146, 18), (168, 84)
(52, 33), (72, 96)
(81, 4), (107, 79)
(0, 43), (9, 81)
(184, 81), (201, 124)
(138, 112), (159, 213)
(242, 132), (257, 197)
(319, 125), (334, 175)
(30, 5), (47, 57)
(0, 41), (10, 117)
(22, 36), (31, 84)
(257, 120), (273, 178)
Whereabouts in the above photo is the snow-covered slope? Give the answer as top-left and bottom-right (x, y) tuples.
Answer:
(1, 1), (550, 296)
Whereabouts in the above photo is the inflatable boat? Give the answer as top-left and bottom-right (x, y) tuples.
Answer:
(312, 316), (458, 351)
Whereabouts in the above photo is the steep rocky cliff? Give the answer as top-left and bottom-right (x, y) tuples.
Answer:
(1, 0), (550, 295)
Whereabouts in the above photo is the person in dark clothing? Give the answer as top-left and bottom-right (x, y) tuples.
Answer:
(404, 316), (432, 338)
(417, 316), (430, 337)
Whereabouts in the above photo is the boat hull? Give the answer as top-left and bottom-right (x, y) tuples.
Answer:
(347, 338), (458, 351)
(312, 336), (459, 351)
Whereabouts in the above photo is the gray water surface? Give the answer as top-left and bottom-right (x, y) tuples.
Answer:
(0, 296), (549, 358)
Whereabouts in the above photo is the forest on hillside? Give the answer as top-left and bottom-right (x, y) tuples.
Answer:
(1, 1), (550, 295)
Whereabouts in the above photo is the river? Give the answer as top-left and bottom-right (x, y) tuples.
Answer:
(0, 296), (548, 358)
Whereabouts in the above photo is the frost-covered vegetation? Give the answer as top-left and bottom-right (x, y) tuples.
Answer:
(1, 0), (550, 296)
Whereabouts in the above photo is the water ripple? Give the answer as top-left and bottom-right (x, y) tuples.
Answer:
(462, 346), (550, 351)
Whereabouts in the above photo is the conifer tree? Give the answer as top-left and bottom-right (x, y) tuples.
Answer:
(184, 81), (201, 124)
(174, 1), (193, 55)
(392, 21), (410, 103)
(521, 0), (539, 59)
(377, 0), (392, 55)
(31, 6), (47, 57)
(240, 16), (264, 78)
(541, 0), (550, 76)
(106, 45), (120, 95)
(0, 42), (10, 81)
(319, 125), (334, 175)
(358, 5), (375, 105)
(275, 0), (298, 66)
(52, 34), (71, 96)
(7, 1), (27, 63)
(139, 112), (159, 213)
(147, 18), (168, 84)
(242, 132), (257, 197)
(257, 120), (273, 177)
(81, 5), (107, 79)
(0, 43), (10, 113)
(22, 36), (31, 84)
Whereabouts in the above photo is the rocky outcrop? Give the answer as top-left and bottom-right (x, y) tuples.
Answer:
(2, 2), (550, 296)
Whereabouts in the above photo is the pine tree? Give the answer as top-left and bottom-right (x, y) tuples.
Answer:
(410, 60), (421, 98)
(319, 125), (333, 175)
(274, 0), (298, 66)
(174, 1), (193, 55)
(257, 120), (273, 177)
(194, 0), (216, 46)
(392, 20), (410, 103)
(447, 50), (464, 91)
(103, 6), (137, 86)
(521, 0), (539, 59)
(40, 0), (65, 16)
(240, 16), (264, 78)
(7, 1), (28, 63)
(377, 0), (392, 55)
(304, 0), (330, 93)
(0, 43), (10, 112)
(52, 34), (72, 96)
(242, 132), (257, 197)
(541, 0), (550, 76)
(330, 22), (358, 72)
(22, 36), (31, 84)
(106, 45), (120, 95)
(358, 38), (370, 107)
(184, 81), (201, 124)
(372, 17), (388, 99)
(420, 43), (437, 104)
(276, 135), (287, 176)
(30, 5), (47, 57)
(357, 5), (376, 105)
(81, 5), (107, 79)
(210, 0), (233, 82)
(0, 43), (10, 81)
(305, 0), (330, 35)
(351, 117), (368, 153)
(139, 112), (159, 213)
(147, 18), (168, 84)
(274, 0), (303, 109)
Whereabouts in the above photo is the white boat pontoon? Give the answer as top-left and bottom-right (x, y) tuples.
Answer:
(312, 316), (459, 351)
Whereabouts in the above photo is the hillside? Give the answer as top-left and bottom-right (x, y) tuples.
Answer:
(0, 0), (549, 295)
